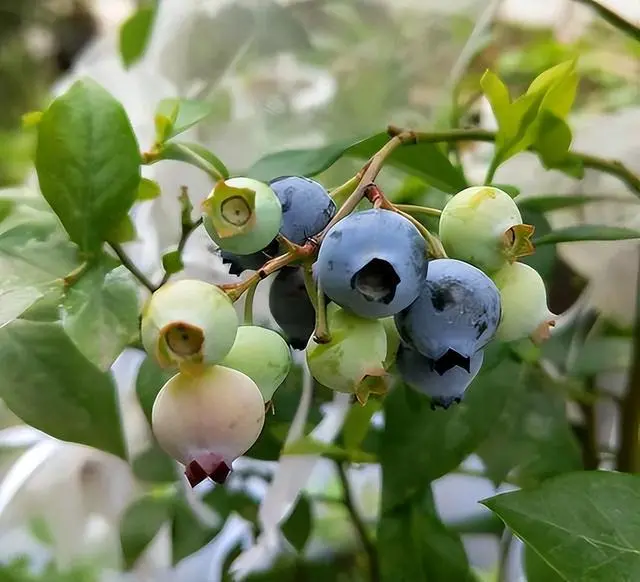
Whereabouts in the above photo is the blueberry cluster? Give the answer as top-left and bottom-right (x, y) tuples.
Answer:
(141, 177), (555, 487)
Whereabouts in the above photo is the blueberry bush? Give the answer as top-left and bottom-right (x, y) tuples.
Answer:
(2, 3), (640, 581)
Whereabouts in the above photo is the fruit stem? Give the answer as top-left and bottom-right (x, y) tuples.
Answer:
(394, 204), (442, 218)
(329, 173), (362, 206)
(616, 250), (640, 473)
(302, 262), (319, 310)
(395, 209), (448, 259)
(336, 462), (380, 582)
(243, 280), (258, 325)
(313, 281), (331, 344)
(107, 241), (156, 292)
(386, 125), (640, 198)
(158, 217), (203, 289)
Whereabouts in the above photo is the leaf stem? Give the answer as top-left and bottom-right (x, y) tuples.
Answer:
(336, 463), (380, 582)
(394, 204), (442, 218)
(386, 126), (640, 198)
(571, 0), (640, 42)
(616, 247), (640, 472)
(497, 528), (514, 582)
(243, 280), (258, 325)
(107, 242), (155, 292)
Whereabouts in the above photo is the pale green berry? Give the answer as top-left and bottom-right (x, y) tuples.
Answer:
(141, 279), (238, 371)
(220, 325), (292, 402)
(439, 186), (535, 274)
(492, 261), (556, 344)
(203, 177), (282, 255)
(152, 365), (265, 485)
(306, 305), (388, 404)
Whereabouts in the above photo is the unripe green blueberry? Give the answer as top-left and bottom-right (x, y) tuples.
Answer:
(152, 365), (265, 486)
(202, 177), (282, 255)
(220, 325), (292, 402)
(141, 279), (238, 371)
(492, 261), (556, 344)
(306, 305), (388, 404)
(439, 186), (535, 274)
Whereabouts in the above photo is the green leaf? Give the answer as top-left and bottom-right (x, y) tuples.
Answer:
(535, 225), (640, 245)
(120, 489), (175, 569)
(0, 319), (126, 458)
(155, 99), (214, 141)
(60, 261), (140, 370)
(535, 111), (573, 168)
(136, 355), (174, 424)
(246, 132), (467, 194)
(0, 189), (79, 326)
(107, 214), (137, 243)
(569, 337), (632, 376)
(281, 495), (312, 553)
(155, 141), (228, 180)
(283, 437), (376, 464)
(119, 3), (157, 69)
(483, 471), (640, 582)
(379, 362), (519, 512)
(137, 177), (161, 201)
(480, 70), (514, 137)
(35, 79), (141, 253)
(525, 545), (565, 582)
(516, 194), (616, 213)
(132, 442), (177, 483)
(342, 399), (380, 451)
(161, 250), (183, 277)
(477, 367), (582, 487)
(171, 498), (220, 564)
(378, 487), (474, 582)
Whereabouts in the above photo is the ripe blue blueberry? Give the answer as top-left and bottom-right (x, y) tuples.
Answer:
(397, 344), (484, 409)
(269, 267), (316, 349)
(394, 258), (500, 374)
(316, 209), (428, 319)
(269, 176), (336, 244)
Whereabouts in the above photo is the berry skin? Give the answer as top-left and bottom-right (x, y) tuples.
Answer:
(152, 365), (265, 487)
(141, 279), (238, 371)
(492, 261), (556, 344)
(316, 209), (428, 319)
(394, 258), (500, 374)
(220, 325), (292, 402)
(439, 186), (535, 274)
(269, 175), (336, 244)
(269, 267), (316, 349)
(397, 344), (484, 409)
(203, 177), (282, 255)
(306, 304), (388, 404)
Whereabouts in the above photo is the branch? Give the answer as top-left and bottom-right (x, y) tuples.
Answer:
(617, 247), (640, 472)
(387, 126), (640, 198)
(572, 0), (640, 42)
(107, 242), (155, 292)
(336, 463), (380, 582)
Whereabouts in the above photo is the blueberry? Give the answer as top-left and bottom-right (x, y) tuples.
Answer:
(218, 239), (280, 276)
(269, 176), (336, 244)
(269, 267), (316, 349)
(394, 258), (500, 373)
(396, 344), (484, 409)
(316, 209), (428, 319)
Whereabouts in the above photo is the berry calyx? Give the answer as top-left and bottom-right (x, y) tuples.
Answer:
(151, 365), (265, 487)
(141, 279), (238, 371)
(203, 177), (282, 255)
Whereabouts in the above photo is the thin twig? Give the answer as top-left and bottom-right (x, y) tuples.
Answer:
(386, 126), (640, 198)
(243, 281), (258, 325)
(572, 0), (640, 42)
(107, 242), (155, 292)
(336, 463), (380, 582)
(617, 246), (640, 472)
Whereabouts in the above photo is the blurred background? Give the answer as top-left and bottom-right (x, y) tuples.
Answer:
(0, 1), (639, 581)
